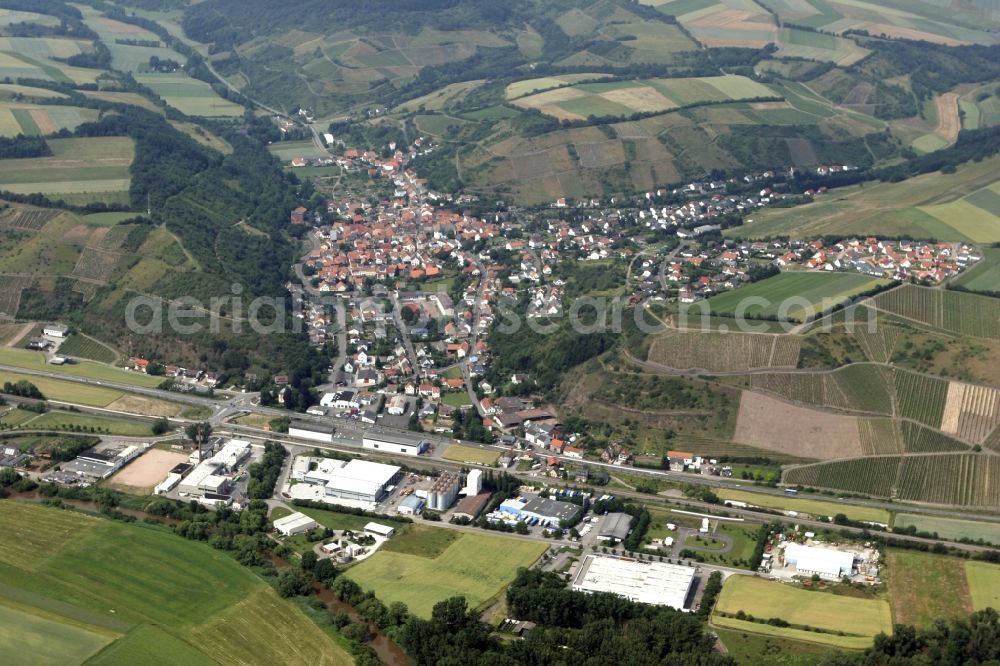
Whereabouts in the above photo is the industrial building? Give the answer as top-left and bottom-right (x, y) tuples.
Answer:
(571, 556), (695, 610)
(365, 522), (396, 538)
(289, 421), (335, 444)
(154, 462), (192, 495)
(398, 494), (425, 515)
(782, 543), (857, 580)
(273, 511), (319, 537)
(427, 473), (461, 511)
(498, 495), (580, 527)
(464, 469), (482, 496)
(453, 492), (491, 521)
(178, 439), (251, 497)
(386, 395), (409, 416)
(598, 513), (633, 543)
(66, 444), (141, 480)
(43, 324), (70, 338)
(322, 459), (401, 504)
(362, 432), (428, 456)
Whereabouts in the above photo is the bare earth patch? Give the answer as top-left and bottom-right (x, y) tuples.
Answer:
(107, 449), (188, 493)
(734, 391), (862, 459)
(934, 92), (960, 144)
(941, 382), (965, 435)
(599, 86), (676, 113)
(106, 394), (181, 417)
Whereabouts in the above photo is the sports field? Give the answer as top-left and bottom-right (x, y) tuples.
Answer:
(512, 75), (777, 120)
(0, 136), (133, 202)
(713, 575), (892, 649)
(136, 73), (243, 117)
(734, 157), (1000, 242)
(716, 488), (890, 524)
(0, 502), (351, 665)
(346, 531), (547, 617)
(701, 272), (889, 322)
(952, 249), (1000, 294)
(441, 443), (499, 465)
(966, 561), (1000, 611)
(894, 513), (1000, 544)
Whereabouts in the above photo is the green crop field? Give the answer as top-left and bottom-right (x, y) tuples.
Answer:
(0, 49), (99, 85)
(135, 74), (243, 117)
(513, 75), (777, 120)
(379, 524), (460, 558)
(869, 285), (1000, 339)
(0, 136), (133, 203)
(0, 371), (124, 407)
(887, 550), (971, 628)
(894, 514), (1000, 545)
(19, 411), (154, 436)
(716, 489), (890, 524)
(700, 272), (889, 322)
(441, 444), (499, 465)
(87, 625), (215, 666)
(0, 347), (163, 388)
(505, 73), (612, 100)
(0, 502), (351, 665)
(966, 562), (1000, 611)
(754, 0), (1000, 46)
(346, 531), (546, 617)
(713, 575), (892, 649)
(952, 249), (1000, 294)
(0, 598), (117, 666)
(0, 102), (98, 137)
(733, 157), (1000, 242)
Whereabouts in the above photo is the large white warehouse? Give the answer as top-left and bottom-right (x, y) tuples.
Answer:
(323, 459), (401, 504)
(363, 432), (428, 456)
(571, 556), (695, 610)
(783, 543), (856, 580)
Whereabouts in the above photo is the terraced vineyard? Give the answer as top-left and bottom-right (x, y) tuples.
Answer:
(747, 364), (893, 414)
(870, 286), (1000, 339)
(894, 370), (949, 429)
(647, 330), (801, 371)
(858, 418), (902, 455)
(849, 310), (902, 362)
(897, 455), (1000, 507)
(784, 457), (901, 500)
(901, 421), (969, 453)
(4, 209), (59, 231)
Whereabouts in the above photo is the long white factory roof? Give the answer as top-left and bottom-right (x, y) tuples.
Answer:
(325, 459), (400, 495)
(572, 556), (694, 610)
